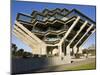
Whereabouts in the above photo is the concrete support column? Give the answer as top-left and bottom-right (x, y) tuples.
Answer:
(66, 21), (88, 55)
(68, 21), (88, 46)
(66, 45), (71, 56)
(71, 48), (75, 56)
(57, 16), (80, 58)
(73, 45), (82, 55)
(73, 46), (78, 54)
(66, 45), (71, 63)
(59, 16), (80, 44)
(58, 44), (62, 56)
(40, 44), (47, 55)
(78, 46), (82, 54)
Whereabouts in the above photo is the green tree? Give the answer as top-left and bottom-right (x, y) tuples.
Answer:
(23, 51), (33, 58)
(16, 48), (24, 56)
(82, 49), (88, 54)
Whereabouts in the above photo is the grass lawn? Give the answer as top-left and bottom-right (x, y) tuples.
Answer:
(65, 62), (96, 71)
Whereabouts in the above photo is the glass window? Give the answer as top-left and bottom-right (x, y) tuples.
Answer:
(55, 14), (63, 19)
(18, 14), (32, 23)
(36, 15), (44, 21)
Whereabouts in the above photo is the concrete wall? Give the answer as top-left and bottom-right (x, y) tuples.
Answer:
(12, 56), (70, 74)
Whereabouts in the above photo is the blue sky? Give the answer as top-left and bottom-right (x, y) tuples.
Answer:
(11, 1), (96, 52)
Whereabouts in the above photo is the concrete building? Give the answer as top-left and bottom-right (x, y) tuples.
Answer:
(13, 8), (95, 63)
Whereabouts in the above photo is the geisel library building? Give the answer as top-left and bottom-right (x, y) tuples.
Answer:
(13, 8), (96, 63)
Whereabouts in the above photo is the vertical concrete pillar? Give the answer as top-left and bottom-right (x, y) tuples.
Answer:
(73, 46), (78, 54)
(65, 45), (71, 63)
(78, 46), (82, 54)
(71, 48), (75, 56)
(40, 44), (47, 55)
(66, 45), (71, 57)
(58, 44), (62, 56)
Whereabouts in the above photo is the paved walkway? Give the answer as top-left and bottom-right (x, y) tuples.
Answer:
(33, 58), (95, 73)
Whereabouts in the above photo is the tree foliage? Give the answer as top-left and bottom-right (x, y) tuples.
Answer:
(11, 43), (33, 58)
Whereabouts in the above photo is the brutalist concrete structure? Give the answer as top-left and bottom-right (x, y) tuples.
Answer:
(13, 8), (96, 63)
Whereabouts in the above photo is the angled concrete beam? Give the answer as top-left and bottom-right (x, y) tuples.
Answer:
(14, 27), (38, 45)
(13, 30), (36, 49)
(13, 30), (46, 55)
(80, 29), (95, 48)
(15, 21), (45, 45)
(68, 21), (88, 46)
(14, 26), (38, 46)
(13, 29), (37, 48)
(73, 24), (94, 49)
(57, 16), (80, 56)
(14, 23), (47, 55)
(76, 30), (95, 54)
(59, 16), (80, 45)
(65, 17), (76, 24)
